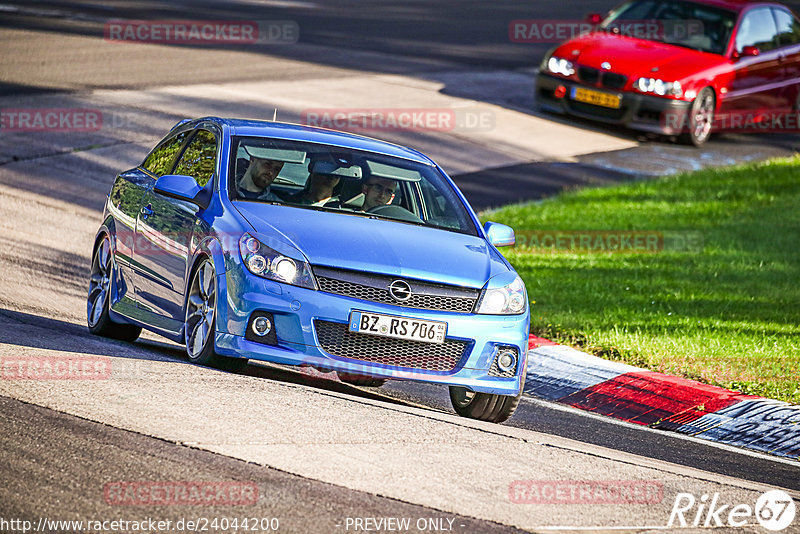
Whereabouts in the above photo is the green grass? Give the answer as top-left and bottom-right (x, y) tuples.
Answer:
(483, 155), (800, 403)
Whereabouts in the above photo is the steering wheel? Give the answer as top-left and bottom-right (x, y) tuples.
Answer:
(367, 204), (424, 223)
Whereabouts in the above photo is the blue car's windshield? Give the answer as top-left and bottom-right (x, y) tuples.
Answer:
(229, 136), (478, 236)
(600, 0), (737, 55)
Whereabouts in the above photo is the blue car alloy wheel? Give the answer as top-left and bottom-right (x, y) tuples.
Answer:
(88, 117), (531, 423)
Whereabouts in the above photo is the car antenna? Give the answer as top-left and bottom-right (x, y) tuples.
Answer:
(273, 108), (277, 121)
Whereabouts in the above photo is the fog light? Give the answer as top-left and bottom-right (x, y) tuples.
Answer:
(496, 349), (517, 373)
(251, 316), (272, 337)
(245, 311), (277, 345)
(554, 85), (567, 98)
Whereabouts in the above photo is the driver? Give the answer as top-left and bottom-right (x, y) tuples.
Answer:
(237, 157), (284, 201)
(360, 177), (396, 211)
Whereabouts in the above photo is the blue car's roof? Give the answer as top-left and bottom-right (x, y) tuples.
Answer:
(191, 117), (434, 166)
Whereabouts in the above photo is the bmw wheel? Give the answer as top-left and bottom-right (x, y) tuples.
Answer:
(682, 87), (715, 147)
(185, 258), (247, 372)
(449, 386), (522, 423)
(87, 235), (142, 341)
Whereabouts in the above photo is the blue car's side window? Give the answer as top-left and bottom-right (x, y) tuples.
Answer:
(142, 131), (189, 177)
(174, 129), (217, 187)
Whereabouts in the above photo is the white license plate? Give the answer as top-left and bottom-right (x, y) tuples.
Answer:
(349, 311), (447, 344)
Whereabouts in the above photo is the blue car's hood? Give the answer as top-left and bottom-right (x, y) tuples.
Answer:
(233, 203), (510, 288)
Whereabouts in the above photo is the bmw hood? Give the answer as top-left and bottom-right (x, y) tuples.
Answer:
(554, 32), (725, 82)
(233, 203), (510, 288)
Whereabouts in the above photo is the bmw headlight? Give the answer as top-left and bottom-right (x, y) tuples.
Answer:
(634, 78), (682, 97)
(546, 56), (576, 77)
(477, 274), (527, 315)
(238, 233), (316, 289)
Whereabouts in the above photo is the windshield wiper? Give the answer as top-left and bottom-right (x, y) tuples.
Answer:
(661, 40), (706, 52)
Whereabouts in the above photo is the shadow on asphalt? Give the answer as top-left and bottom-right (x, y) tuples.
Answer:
(0, 307), (420, 408)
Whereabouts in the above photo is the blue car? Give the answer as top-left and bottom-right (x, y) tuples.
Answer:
(88, 117), (530, 423)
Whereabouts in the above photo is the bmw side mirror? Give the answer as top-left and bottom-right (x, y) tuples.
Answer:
(154, 174), (210, 209)
(484, 222), (515, 247)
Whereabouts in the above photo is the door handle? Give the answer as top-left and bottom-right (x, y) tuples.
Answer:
(141, 204), (154, 219)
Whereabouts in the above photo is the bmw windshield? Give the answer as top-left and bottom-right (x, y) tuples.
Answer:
(229, 136), (479, 236)
(600, 0), (737, 55)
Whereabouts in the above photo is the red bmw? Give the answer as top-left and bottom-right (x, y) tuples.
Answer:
(536, 0), (800, 145)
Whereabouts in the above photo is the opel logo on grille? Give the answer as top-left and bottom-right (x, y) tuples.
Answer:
(388, 280), (412, 302)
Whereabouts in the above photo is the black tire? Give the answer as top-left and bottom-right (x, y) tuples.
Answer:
(184, 258), (247, 372)
(681, 87), (715, 147)
(449, 386), (522, 423)
(337, 372), (388, 387)
(87, 235), (142, 342)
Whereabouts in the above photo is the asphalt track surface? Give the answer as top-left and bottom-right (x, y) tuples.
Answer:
(1, 1), (799, 532)
(0, 395), (526, 534)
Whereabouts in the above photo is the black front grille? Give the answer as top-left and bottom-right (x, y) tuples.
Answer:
(314, 266), (479, 313)
(577, 65), (627, 90)
(602, 72), (627, 90)
(315, 320), (470, 372)
(578, 66), (600, 84)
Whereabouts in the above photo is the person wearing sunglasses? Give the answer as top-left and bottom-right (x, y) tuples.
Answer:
(361, 177), (397, 211)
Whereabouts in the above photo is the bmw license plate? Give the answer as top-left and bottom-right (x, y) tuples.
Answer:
(571, 87), (621, 109)
(349, 311), (446, 344)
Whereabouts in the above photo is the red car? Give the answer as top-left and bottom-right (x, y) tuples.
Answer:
(536, 0), (800, 145)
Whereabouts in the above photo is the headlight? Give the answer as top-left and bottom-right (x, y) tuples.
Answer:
(238, 233), (316, 289)
(634, 78), (682, 97)
(477, 274), (527, 315)
(547, 56), (576, 77)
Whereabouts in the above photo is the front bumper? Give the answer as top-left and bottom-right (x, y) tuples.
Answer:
(213, 267), (529, 396)
(536, 73), (692, 135)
